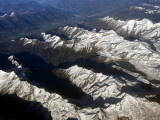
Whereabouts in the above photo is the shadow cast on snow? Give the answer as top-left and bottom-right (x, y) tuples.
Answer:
(0, 52), (159, 110)
(0, 94), (52, 120)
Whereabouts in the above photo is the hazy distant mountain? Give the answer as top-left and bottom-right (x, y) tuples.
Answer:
(0, 0), (33, 4)
(104, 0), (160, 22)
(34, 0), (149, 15)
(0, 1), (73, 43)
(0, 0), (152, 15)
(0, 1), (44, 14)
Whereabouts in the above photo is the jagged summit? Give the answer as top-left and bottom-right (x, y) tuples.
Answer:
(0, 1), (160, 118)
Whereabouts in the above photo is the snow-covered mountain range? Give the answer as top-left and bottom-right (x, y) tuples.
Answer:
(0, 0), (160, 120)
(0, 15), (160, 119)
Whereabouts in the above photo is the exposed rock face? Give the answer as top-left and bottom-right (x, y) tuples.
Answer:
(99, 17), (160, 41)
(2, 26), (160, 80)
(0, 17), (160, 120)
(8, 56), (22, 69)
(0, 70), (78, 120)
(55, 65), (160, 120)
(1, 64), (160, 120)
(86, 16), (160, 52)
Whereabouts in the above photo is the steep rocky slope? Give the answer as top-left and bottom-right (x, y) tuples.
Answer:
(2, 26), (160, 80)
(0, 68), (77, 120)
(55, 65), (160, 120)
(85, 16), (160, 52)
(0, 57), (160, 120)
(98, 17), (160, 40)
(0, 16), (160, 119)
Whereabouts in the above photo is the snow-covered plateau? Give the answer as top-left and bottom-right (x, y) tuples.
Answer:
(0, 16), (160, 120)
